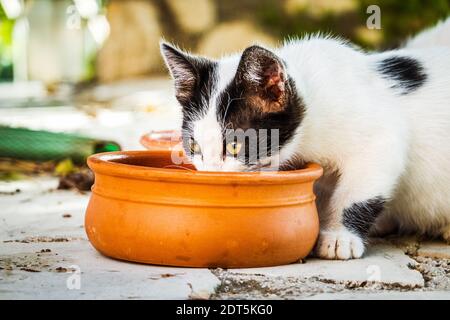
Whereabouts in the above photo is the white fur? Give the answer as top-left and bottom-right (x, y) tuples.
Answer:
(191, 56), (247, 171)
(315, 228), (365, 260)
(280, 24), (450, 258)
(180, 19), (450, 259)
(405, 18), (450, 48)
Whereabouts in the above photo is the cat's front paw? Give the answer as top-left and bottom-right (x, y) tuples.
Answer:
(315, 229), (365, 260)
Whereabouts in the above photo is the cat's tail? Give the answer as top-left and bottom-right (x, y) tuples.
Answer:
(404, 17), (450, 49)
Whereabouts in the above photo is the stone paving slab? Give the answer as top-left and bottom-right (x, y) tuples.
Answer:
(0, 240), (219, 300)
(0, 177), (88, 241)
(0, 177), (220, 300)
(229, 245), (424, 288)
(417, 241), (450, 259)
(2, 173), (448, 299)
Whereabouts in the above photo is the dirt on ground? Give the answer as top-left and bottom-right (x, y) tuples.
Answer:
(410, 256), (450, 290)
(0, 251), (73, 274)
(57, 169), (94, 192)
(210, 239), (450, 299)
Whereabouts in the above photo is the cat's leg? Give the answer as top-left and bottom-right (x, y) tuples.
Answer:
(370, 213), (398, 237)
(315, 159), (401, 260)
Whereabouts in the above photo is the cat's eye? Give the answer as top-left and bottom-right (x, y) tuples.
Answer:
(189, 139), (201, 154)
(226, 141), (242, 156)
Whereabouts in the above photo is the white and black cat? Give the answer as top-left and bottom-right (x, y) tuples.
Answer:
(160, 18), (450, 260)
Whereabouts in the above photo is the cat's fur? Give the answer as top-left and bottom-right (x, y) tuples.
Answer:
(161, 18), (450, 259)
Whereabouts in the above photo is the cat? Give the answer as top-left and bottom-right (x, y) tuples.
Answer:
(160, 18), (450, 260)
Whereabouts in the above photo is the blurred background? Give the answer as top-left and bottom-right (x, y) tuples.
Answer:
(0, 0), (449, 184)
(1, 0), (450, 85)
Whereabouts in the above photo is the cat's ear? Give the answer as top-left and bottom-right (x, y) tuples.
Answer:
(160, 41), (203, 105)
(236, 45), (287, 113)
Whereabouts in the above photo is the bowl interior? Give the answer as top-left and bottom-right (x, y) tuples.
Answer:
(107, 150), (195, 171)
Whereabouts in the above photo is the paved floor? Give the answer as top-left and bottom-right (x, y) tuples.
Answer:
(1, 79), (449, 299)
(1, 176), (449, 299)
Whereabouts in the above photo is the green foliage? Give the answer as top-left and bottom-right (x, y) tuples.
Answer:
(253, 0), (450, 49)
(54, 158), (76, 176)
(358, 0), (450, 47)
(0, 5), (13, 81)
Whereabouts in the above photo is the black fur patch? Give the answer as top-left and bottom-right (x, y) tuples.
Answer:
(210, 46), (305, 167)
(377, 56), (427, 94)
(181, 61), (217, 118)
(178, 60), (217, 147)
(161, 43), (217, 119)
(165, 44), (305, 165)
(342, 196), (386, 239)
(216, 76), (305, 166)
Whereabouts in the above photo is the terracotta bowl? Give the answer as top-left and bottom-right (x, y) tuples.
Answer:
(140, 130), (182, 151)
(85, 150), (323, 268)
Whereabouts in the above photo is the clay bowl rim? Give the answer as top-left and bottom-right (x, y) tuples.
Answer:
(139, 130), (181, 149)
(88, 150), (323, 185)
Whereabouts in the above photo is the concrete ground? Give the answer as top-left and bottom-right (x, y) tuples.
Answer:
(1, 79), (449, 300)
(1, 176), (449, 299)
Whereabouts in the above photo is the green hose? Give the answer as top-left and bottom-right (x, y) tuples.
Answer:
(0, 126), (121, 164)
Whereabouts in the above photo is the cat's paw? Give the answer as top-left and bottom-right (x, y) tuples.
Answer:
(315, 229), (365, 260)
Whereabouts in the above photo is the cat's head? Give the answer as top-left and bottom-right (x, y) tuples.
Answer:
(160, 42), (304, 171)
